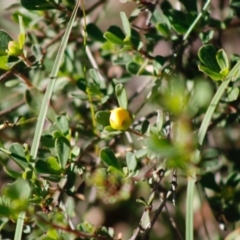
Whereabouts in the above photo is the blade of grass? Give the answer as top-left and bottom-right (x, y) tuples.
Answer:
(186, 178), (195, 240)
(14, 1), (80, 240)
(30, 0), (80, 160)
(198, 59), (240, 146)
(183, 0), (211, 42)
(14, 212), (25, 240)
(186, 59), (240, 240)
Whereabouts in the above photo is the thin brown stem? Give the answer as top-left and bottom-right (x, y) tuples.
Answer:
(142, 192), (172, 240)
(165, 204), (184, 240)
(127, 128), (146, 137)
(36, 213), (116, 239)
(14, 72), (33, 88)
(0, 100), (25, 117)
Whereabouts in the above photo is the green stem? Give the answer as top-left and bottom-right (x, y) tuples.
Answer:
(197, 78), (231, 146)
(14, 212), (25, 240)
(183, 0), (211, 41)
(80, 0), (97, 131)
(186, 177), (195, 240)
(187, 44), (240, 240)
(14, 2), (81, 240)
(30, 0), (80, 160)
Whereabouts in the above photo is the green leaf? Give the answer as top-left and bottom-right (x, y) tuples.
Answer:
(18, 15), (25, 49)
(115, 83), (128, 109)
(4, 179), (31, 201)
(104, 32), (125, 45)
(216, 49), (229, 72)
(179, 0), (197, 11)
(55, 137), (70, 168)
(25, 88), (56, 123)
(135, 120), (149, 134)
(103, 26), (125, 45)
(120, 12), (131, 36)
(20, 0), (55, 10)
(0, 55), (9, 70)
(199, 30), (215, 44)
(225, 172), (240, 187)
(198, 64), (223, 81)
(56, 115), (69, 135)
(86, 23), (105, 42)
(198, 44), (221, 73)
(42, 175), (62, 182)
(126, 62), (151, 75)
(0, 205), (11, 217)
(200, 172), (220, 192)
(3, 166), (22, 179)
(40, 134), (55, 148)
(9, 143), (28, 170)
(89, 68), (106, 89)
(130, 29), (141, 49)
(220, 68), (229, 77)
(135, 149), (148, 159)
(99, 147), (121, 170)
(47, 228), (59, 239)
(76, 78), (87, 92)
(140, 209), (151, 230)
(230, 0), (240, 17)
(141, 120), (150, 134)
(197, 60), (240, 147)
(227, 87), (239, 102)
(35, 157), (62, 175)
(126, 152), (137, 172)
(153, 55), (166, 71)
(95, 111), (111, 126)
(0, 30), (12, 56)
(146, 134), (177, 158)
(228, 58), (240, 81)
(156, 23), (170, 37)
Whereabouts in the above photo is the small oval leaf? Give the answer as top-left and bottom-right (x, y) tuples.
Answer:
(99, 147), (121, 170)
(55, 137), (70, 169)
(126, 152), (137, 172)
(115, 83), (128, 109)
(95, 111), (111, 126)
(9, 143), (28, 170)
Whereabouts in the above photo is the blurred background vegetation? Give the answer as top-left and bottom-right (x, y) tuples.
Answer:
(1, 0), (240, 240)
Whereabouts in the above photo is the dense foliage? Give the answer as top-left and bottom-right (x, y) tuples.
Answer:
(1, 0), (240, 239)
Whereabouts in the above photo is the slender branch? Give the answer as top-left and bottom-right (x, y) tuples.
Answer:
(0, 100), (25, 117)
(14, 72), (33, 88)
(183, 0), (211, 41)
(142, 192), (172, 240)
(36, 213), (116, 239)
(165, 204), (184, 240)
(127, 128), (146, 137)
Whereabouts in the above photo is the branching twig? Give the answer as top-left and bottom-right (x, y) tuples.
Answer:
(142, 191), (172, 240)
(36, 213), (117, 239)
(165, 204), (184, 240)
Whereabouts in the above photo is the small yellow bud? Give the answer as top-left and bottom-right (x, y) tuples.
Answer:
(6, 41), (22, 56)
(109, 107), (133, 130)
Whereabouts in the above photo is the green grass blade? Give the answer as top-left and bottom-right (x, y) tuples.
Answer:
(198, 59), (240, 146)
(15, 2), (80, 240)
(183, 0), (211, 41)
(197, 78), (230, 146)
(14, 212), (25, 240)
(186, 178), (195, 240)
(191, 57), (240, 240)
(30, 0), (80, 160)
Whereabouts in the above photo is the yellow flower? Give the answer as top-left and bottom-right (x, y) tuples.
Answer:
(109, 108), (133, 130)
